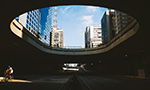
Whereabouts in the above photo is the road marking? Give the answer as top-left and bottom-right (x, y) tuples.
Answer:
(58, 75), (73, 90)
(79, 76), (92, 90)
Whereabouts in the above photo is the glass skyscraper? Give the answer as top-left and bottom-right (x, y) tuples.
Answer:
(16, 9), (40, 37)
(15, 7), (52, 46)
(101, 10), (115, 44)
(101, 12), (107, 44)
(101, 10), (134, 44)
(39, 7), (52, 46)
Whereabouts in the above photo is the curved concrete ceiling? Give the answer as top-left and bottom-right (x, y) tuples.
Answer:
(0, 0), (150, 61)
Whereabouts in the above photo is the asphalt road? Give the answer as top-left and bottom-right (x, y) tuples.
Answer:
(79, 75), (150, 90)
(0, 66), (150, 90)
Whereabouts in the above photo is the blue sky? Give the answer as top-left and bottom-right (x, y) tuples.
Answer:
(52, 5), (108, 47)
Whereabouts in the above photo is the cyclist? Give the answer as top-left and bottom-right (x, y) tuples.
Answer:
(5, 66), (14, 79)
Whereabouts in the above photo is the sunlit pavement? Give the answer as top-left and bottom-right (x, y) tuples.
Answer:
(0, 75), (70, 83)
(0, 77), (32, 83)
(0, 75), (71, 90)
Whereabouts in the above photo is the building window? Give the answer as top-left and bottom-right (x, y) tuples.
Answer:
(54, 33), (59, 38)
(27, 20), (29, 24)
(122, 25), (126, 27)
(98, 36), (102, 38)
(121, 13), (127, 16)
(131, 17), (134, 19)
(26, 24), (28, 28)
(98, 32), (101, 34)
(122, 17), (128, 19)
(122, 21), (128, 23)
(44, 35), (47, 40)
(97, 28), (101, 30)
(94, 30), (97, 32)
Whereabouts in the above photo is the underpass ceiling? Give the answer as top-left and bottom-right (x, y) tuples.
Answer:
(0, 0), (150, 63)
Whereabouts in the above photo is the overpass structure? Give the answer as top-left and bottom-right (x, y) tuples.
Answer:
(10, 19), (139, 55)
(0, 0), (150, 77)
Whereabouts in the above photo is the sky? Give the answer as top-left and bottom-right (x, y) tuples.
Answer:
(52, 5), (108, 47)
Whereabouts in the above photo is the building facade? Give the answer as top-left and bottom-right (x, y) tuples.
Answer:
(39, 7), (52, 46)
(101, 10), (116, 44)
(85, 26), (90, 48)
(50, 26), (64, 48)
(101, 10), (115, 44)
(16, 7), (53, 46)
(101, 10), (135, 44)
(114, 11), (134, 34)
(16, 9), (40, 38)
(85, 26), (102, 48)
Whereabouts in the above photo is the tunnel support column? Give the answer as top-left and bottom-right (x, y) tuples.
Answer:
(137, 50), (145, 77)
(135, 50), (150, 78)
(132, 50), (147, 78)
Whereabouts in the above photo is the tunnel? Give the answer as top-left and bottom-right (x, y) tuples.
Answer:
(0, 0), (150, 90)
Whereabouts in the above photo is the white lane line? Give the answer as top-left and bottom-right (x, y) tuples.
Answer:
(79, 76), (92, 90)
(58, 75), (73, 90)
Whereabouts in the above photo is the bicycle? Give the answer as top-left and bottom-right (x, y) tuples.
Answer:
(1, 72), (13, 82)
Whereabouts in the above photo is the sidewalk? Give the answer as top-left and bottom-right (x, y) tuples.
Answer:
(0, 77), (4, 80)
(97, 74), (150, 85)
(123, 75), (149, 79)
(0, 76), (32, 83)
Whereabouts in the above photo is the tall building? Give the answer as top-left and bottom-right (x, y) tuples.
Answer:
(50, 26), (64, 48)
(85, 26), (90, 48)
(101, 10), (115, 44)
(16, 7), (52, 46)
(50, 6), (64, 48)
(39, 7), (52, 46)
(16, 9), (40, 37)
(85, 26), (102, 48)
(114, 11), (134, 34)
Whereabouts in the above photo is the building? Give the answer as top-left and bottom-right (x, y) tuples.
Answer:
(85, 26), (102, 48)
(57, 28), (64, 48)
(16, 7), (52, 46)
(101, 10), (115, 44)
(114, 11), (134, 34)
(85, 26), (90, 48)
(50, 26), (64, 48)
(101, 10), (135, 44)
(50, 6), (64, 48)
(39, 7), (52, 46)
(16, 9), (40, 38)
